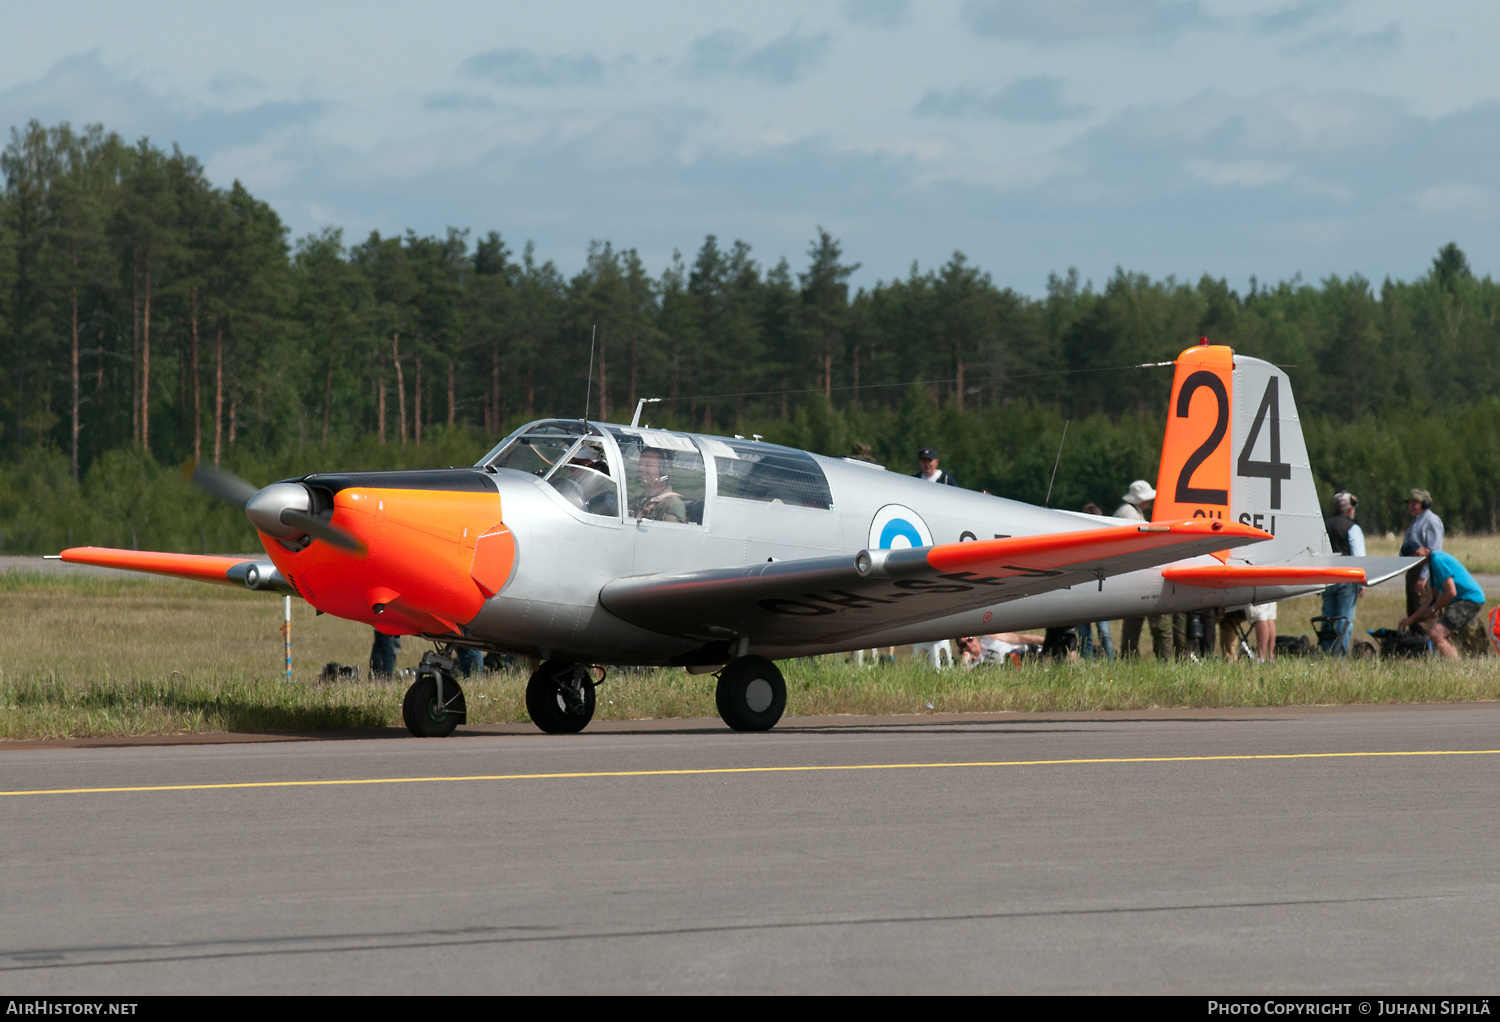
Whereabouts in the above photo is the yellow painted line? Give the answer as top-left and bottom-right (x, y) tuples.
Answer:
(3, 748), (1500, 797)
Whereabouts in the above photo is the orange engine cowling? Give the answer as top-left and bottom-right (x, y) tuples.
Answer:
(258, 486), (515, 636)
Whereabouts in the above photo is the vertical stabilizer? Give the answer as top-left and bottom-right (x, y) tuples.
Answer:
(1153, 342), (1328, 563)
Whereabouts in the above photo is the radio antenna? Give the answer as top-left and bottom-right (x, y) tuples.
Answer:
(1044, 418), (1070, 507)
(583, 325), (596, 423)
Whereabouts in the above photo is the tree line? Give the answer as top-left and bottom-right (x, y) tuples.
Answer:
(3, 119), (1499, 551)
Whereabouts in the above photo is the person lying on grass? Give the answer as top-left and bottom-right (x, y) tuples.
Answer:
(1398, 546), (1486, 659)
(957, 633), (1047, 666)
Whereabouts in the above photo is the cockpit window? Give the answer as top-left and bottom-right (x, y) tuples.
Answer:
(486, 424), (618, 518)
(544, 437), (618, 517)
(489, 433), (578, 477)
(605, 427), (706, 525)
(701, 437), (833, 510)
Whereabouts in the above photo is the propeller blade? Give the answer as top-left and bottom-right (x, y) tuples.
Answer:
(183, 460), (259, 508)
(279, 509), (369, 557)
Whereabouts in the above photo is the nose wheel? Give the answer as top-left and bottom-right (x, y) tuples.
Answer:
(402, 651), (468, 737)
(715, 655), (786, 731)
(526, 661), (598, 734)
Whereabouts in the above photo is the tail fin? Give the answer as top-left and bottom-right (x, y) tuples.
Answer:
(1152, 341), (1328, 563)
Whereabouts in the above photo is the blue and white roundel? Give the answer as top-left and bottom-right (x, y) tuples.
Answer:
(868, 504), (934, 550)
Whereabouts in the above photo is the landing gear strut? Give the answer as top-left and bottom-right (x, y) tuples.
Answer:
(526, 660), (599, 734)
(402, 650), (468, 737)
(715, 655), (786, 732)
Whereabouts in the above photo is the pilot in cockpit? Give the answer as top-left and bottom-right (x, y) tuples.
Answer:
(630, 448), (687, 523)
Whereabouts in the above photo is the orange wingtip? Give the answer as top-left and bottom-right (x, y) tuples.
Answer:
(925, 519), (1270, 575)
(59, 547), (247, 585)
(1162, 565), (1366, 588)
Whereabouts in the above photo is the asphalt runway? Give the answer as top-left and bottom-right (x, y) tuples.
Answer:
(3, 704), (1500, 994)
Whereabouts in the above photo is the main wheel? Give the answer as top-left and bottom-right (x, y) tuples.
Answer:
(715, 656), (786, 732)
(402, 673), (466, 737)
(526, 661), (596, 734)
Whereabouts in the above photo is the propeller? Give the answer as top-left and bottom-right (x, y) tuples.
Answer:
(183, 459), (367, 557)
(183, 460), (259, 508)
(279, 508), (368, 556)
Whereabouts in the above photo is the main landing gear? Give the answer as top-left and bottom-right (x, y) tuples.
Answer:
(526, 661), (599, 734)
(402, 649), (468, 737)
(715, 655), (786, 732)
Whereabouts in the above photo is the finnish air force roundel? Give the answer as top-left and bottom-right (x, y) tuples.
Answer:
(867, 504), (934, 551)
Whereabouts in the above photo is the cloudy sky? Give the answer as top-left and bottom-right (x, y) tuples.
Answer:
(4, 0), (1497, 293)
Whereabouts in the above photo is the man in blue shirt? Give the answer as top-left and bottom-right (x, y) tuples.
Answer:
(1399, 546), (1485, 659)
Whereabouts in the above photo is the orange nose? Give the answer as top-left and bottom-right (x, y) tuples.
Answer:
(259, 487), (512, 636)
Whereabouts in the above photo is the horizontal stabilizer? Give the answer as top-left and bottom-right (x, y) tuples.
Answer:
(1162, 564), (1365, 588)
(601, 518), (1270, 651)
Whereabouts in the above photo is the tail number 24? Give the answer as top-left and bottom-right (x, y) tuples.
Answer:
(1175, 373), (1292, 510)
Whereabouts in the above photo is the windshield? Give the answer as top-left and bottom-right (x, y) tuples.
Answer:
(484, 423), (619, 518)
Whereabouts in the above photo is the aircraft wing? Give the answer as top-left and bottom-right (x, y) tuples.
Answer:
(57, 547), (295, 593)
(600, 519), (1270, 648)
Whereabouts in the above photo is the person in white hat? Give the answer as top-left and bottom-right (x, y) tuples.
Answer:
(1114, 479), (1168, 656)
(1113, 480), (1156, 520)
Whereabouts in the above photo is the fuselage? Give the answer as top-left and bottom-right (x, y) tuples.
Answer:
(253, 418), (1329, 665)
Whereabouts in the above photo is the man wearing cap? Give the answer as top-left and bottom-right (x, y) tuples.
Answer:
(1319, 491), (1366, 655)
(1114, 480), (1170, 658)
(1400, 488), (1444, 618)
(915, 448), (957, 486)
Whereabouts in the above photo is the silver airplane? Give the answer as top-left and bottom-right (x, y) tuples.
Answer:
(59, 342), (1413, 737)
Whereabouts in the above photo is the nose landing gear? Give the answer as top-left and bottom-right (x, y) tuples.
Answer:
(526, 660), (600, 734)
(402, 650), (468, 737)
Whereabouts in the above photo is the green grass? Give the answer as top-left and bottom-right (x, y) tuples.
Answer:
(0, 572), (1495, 741)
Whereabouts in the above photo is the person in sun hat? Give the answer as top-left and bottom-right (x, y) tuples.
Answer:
(1114, 480), (1168, 657)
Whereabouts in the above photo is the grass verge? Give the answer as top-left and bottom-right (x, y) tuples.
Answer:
(0, 572), (1494, 741)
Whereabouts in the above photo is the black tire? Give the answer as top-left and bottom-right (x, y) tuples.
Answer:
(715, 656), (786, 732)
(402, 673), (466, 737)
(526, 661), (596, 734)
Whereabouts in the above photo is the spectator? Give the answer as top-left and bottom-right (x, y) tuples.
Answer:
(915, 447), (957, 486)
(1320, 491), (1366, 655)
(1399, 546), (1486, 659)
(957, 632), (1046, 666)
(1077, 502), (1115, 660)
(455, 647), (483, 678)
(1400, 489), (1444, 617)
(849, 442), (879, 464)
(1246, 602), (1277, 660)
(1115, 480), (1170, 658)
(369, 629), (397, 679)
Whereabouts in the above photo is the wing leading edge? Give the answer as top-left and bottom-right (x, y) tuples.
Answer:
(600, 519), (1271, 649)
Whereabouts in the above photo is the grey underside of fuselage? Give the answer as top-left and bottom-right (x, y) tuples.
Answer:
(456, 456), (1397, 666)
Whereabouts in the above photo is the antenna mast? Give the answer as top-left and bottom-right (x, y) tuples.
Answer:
(1044, 419), (1070, 507)
(583, 325), (596, 423)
